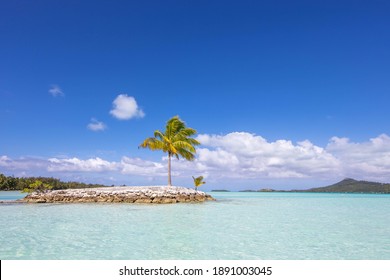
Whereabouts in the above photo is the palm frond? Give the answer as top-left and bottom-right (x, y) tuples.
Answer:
(139, 115), (201, 186)
(192, 176), (206, 187)
(177, 148), (196, 161)
(172, 128), (197, 142)
(173, 140), (196, 152)
(153, 130), (165, 140)
(186, 137), (201, 146)
(166, 116), (184, 139)
(139, 137), (165, 151)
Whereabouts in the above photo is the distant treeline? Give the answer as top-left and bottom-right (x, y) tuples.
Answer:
(0, 173), (108, 191)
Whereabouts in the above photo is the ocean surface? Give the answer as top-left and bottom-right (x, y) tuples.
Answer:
(0, 191), (389, 260)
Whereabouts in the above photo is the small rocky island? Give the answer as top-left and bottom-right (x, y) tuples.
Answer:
(23, 186), (215, 204)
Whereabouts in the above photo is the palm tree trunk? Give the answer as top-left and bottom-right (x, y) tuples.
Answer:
(168, 153), (172, 187)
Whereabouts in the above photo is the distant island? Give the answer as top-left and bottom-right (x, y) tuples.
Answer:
(299, 178), (390, 194)
(246, 178), (390, 194)
(240, 188), (275, 192)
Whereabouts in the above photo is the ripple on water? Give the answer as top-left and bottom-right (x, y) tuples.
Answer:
(0, 192), (389, 259)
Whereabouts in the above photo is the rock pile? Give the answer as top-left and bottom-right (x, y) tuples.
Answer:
(23, 186), (215, 204)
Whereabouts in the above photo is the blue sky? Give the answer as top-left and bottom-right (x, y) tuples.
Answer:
(1, 0), (389, 190)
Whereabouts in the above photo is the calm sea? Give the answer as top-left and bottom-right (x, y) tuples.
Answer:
(0, 191), (389, 260)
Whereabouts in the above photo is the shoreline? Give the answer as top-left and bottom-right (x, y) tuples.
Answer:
(22, 186), (216, 204)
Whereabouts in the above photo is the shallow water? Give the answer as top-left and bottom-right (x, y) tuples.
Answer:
(0, 191), (26, 201)
(0, 191), (389, 259)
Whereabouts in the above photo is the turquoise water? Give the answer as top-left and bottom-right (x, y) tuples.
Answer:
(0, 191), (389, 260)
(0, 191), (26, 201)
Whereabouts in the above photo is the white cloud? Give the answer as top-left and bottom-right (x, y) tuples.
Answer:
(2, 133), (390, 188)
(120, 157), (166, 176)
(327, 134), (390, 181)
(48, 157), (118, 172)
(194, 132), (341, 180)
(110, 94), (145, 120)
(197, 148), (239, 170)
(193, 132), (390, 182)
(87, 118), (107, 131)
(0, 155), (11, 167)
(47, 156), (166, 177)
(0, 156), (50, 176)
(49, 85), (64, 97)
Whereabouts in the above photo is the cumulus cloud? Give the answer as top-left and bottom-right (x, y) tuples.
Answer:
(0, 156), (50, 176)
(48, 157), (118, 172)
(0, 155), (11, 167)
(194, 132), (341, 179)
(49, 85), (64, 97)
(120, 157), (166, 176)
(47, 156), (166, 177)
(1, 133), (390, 187)
(87, 118), (107, 132)
(110, 94), (145, 120)
(327, 134), (390, 181)
(194, 132), (390, 182)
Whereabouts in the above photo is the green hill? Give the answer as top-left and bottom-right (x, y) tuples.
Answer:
(305, 178), (390, 194)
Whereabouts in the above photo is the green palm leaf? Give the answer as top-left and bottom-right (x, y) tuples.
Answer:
(192, 176), (206, 190)
(139, 116), (200, 186)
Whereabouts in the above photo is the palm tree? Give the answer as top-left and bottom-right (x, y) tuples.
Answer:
(139, 116), (200, 187)
(192, 176), (206, 191)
